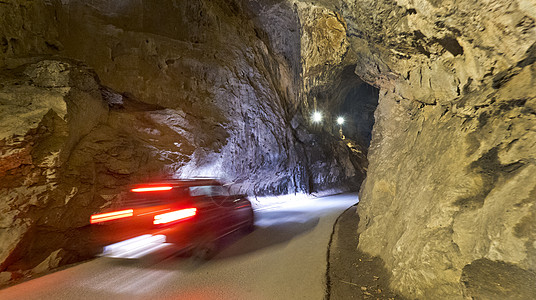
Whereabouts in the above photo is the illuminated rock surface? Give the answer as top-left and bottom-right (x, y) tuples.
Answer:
(0, 0), (366, 280)
(341, 1), (536, 298)
(0, 0), (535, 298)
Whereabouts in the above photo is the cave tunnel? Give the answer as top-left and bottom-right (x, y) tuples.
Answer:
(0, 0), (535, 299)
(0, 0), (377, 283)
(304, 63), (379, 149)
(337, 83), (379, 148)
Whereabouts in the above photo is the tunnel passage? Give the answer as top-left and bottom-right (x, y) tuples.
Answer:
(300, 63), (379, 193)
(0, 0), (380, 279)
(336, 82), (379, 148)
(306, 64), (379, 152)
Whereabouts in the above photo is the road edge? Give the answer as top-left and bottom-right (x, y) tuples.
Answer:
(324, 203), (358, 300)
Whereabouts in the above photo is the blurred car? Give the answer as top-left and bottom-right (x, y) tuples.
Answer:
(90, 179), (254, 260)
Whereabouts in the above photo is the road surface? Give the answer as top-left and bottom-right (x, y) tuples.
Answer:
(0, 193), (358, 300)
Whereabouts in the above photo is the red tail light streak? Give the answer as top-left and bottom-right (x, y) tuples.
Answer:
(90, 209), (134, 224)
(131, 186), (173, 193)
(153, 208), (197, 225)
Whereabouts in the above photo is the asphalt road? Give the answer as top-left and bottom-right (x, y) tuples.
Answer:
(0, 193), (358, 300)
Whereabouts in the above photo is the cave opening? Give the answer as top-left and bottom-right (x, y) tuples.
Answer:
(302, 64), (379, 194)
(310, 64), (379, 152)
(336, 82), (379, 149)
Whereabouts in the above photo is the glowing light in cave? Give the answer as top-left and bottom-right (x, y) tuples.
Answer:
(100, 234), (170, 259)
(336, 117), (345, 125)
(90, 209), (134, 224)
(153, 208), (197, 225)
(131, 186), (173, 193)
(312, 111), (322, 123)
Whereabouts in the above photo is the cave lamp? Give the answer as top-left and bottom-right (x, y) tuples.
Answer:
(312, 111), (322, 123)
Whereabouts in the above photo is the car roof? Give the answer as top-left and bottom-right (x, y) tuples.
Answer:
(130, 179), (222, 189)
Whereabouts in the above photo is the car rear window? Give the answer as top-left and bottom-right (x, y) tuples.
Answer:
(189, 186), (213, 197)
(189, 185), (229, 197)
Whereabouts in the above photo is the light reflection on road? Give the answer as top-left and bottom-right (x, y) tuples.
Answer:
(77, 265), (175, 295)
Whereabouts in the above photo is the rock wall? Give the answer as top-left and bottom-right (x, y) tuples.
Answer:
(1, 61), (105, 277)
(0, 0), (368, 278)
(52, 0), (366, 194)
(0, 0), (60, 69)
(3, 1), (530, 297)
(330, 0), (536, 298)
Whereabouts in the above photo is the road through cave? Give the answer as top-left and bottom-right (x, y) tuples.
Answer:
(0, 1), (535, 299)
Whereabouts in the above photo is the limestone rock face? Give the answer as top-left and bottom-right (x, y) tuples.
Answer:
(0, 0), (369, 278)
(330, 0), (536, 298)
(0, 0), (60, 68)
(51, 0), (366, 194)
(3, 0), (532, 297)
(359, 88), (536, 299)
(0, 60), (106, 276)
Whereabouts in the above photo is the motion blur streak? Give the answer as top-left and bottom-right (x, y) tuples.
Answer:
(153, 208), (197, 225)
(79, 266), (176, 295)
(0, 193), (358, 300)
(116, 269), (175, 294)
(101, 234), (172, 259)
(90, 209), (134, 224)
(131, 186), (173, 192)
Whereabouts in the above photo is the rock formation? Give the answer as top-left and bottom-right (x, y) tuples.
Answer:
(1, 0), (534, 298)
(247, 0), (536, 298)
(335, 0), (536, 298)
(0, 0), (367, 280)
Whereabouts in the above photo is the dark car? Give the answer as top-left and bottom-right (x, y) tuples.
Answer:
(90, 179), (254, 260)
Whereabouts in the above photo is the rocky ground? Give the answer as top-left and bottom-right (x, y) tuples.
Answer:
(327, 205), (404, 300)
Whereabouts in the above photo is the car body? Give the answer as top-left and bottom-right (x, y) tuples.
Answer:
(90, 179), (254, 260)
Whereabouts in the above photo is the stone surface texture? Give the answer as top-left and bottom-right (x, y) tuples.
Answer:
(0, 0), (535, 298)
(0, 0), (367, 280)
(336, 0), (536, 299)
